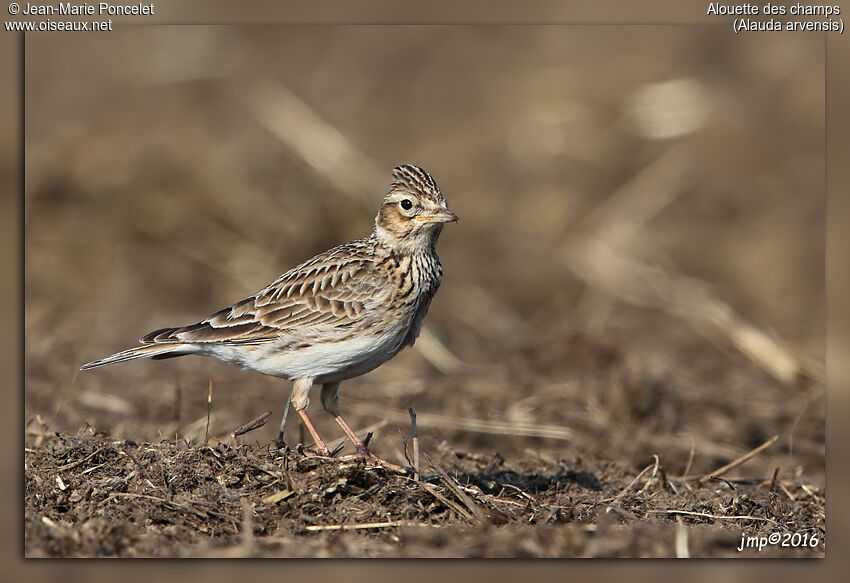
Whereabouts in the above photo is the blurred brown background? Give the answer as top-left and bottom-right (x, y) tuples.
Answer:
(25, 26), (823, 485)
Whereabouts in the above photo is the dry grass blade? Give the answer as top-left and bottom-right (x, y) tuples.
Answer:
(247, 81), (381, 209)
(346, 402), (573, 441)
(100, 492), (188, 511)
(409, 408), (421, 481)
(180, 413), (219, 445)
(769, 466), (781, 493)
(610, 461), (656, 504)
(418, 480), (478, 524)
(55, 447), (103, 471)
(694, 435), (778, 484)
(638, 455), (662, 494)
(304, 521), (436, 532)
(260, 489), (295, 505)
(562, 146), (814, 387)
(428, 458), (489, 526)
(575, 144), (692, 244)
(415, 327), (464, 373)
(675, 517), (689, 558)
(205, 378), (213, 446)
(232, 410), (272, 438)
(566, 240), (808, 386)
(656, 510), (784, 530)
(240, 498), (254, 553)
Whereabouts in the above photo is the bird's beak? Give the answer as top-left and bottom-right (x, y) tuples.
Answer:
(415, 209), (459, 223)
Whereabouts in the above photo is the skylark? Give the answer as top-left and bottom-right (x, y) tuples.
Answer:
(81, 164), (457, 470)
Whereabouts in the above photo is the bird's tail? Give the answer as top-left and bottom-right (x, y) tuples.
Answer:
(80, 344), (191, 370)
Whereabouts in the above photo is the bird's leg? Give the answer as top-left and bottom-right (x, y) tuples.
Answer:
(291, 377), (331, 456)
(330, 412), (372, 455)
(277, 384), (295, 442)
(320, 383), (407, 474)
(296, 409), (331, 457)
(320, 382), (366, 453)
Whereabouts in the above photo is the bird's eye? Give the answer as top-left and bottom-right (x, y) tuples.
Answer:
(399, 199), (413, 211)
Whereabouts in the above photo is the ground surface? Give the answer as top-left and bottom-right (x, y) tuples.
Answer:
(24, 27), (825, 557)
(25, 324), (825, 557)
(24, 428), (825, 558)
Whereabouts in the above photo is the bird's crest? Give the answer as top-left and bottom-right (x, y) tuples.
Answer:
(389, 164), (444, 204)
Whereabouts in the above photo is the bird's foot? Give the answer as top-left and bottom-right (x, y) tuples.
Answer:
(296, 443), (333, 458)
(296, 443), (404, 473)
(341, 446), (408, 474)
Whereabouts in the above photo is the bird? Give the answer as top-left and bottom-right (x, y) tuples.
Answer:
(81, 164), (457, 472)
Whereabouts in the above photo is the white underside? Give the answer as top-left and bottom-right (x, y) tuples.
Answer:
(196, 327), (408, 385)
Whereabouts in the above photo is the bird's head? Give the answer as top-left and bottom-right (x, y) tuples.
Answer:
(373, 164), (458, 253)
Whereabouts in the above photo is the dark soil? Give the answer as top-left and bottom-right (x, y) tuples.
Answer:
(25, 365), (825, 558)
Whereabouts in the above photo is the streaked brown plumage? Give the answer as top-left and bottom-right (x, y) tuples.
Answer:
(81, 164), (457, 471)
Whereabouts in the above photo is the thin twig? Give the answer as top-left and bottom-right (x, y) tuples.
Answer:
(769, 466), (781, 494)
(304, 521), (436, 532)
(232, 410), (272, 440)
(205, 378), (213, 446)
(55, 447), (103, 471)
(278, 385), (296, 443)
(400, 431), (412, 468)
(409, 408), (420, 481)
(610, 462), (656, 504)
(639, 455), (662, 494)
(560, 146), (814, 386)
(100, 492), (185, 510)
(420, 482), (475, 522)
(240, 498), (254, 555)
(178, 413), (218, 444)
(679, 434), (696, 479)
(675, 517), (690, 558)
(655, 509), (784, 530)
(346, 402), (573, 441)
(779, 482), (797, 502)
(694, 435), (778, 484)
(428, 458), (488, 526)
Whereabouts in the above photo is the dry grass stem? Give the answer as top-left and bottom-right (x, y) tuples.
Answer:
(205, 378), (213, 446)
(347, 402), (573, 441)
(409, 408), (421, 481)
(656, 510), (784, 530)
(562, 147), (812, 386)
(239, 499), (254, 555)
(420, 482), (475, 523)
(232, 410), (272, 438)
(566, 240), (807, 385)
(304, 521), (436, 532)
(575, 145), (692, 244)
(428, 459), (489, 526)
(675, 517), (690, 558)
(56, 447), (103, 471)
(610, 461), (657, 504)
(260, 489), (295, 505)
(694, 435), (778, 484)
(679, 434), (696, 479)
(415, 327), (463, 373)
(179, 413), (220, 444)
(246, 82), (381, 209)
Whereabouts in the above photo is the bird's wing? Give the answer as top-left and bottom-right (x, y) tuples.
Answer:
(140, 241), (389, 346)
